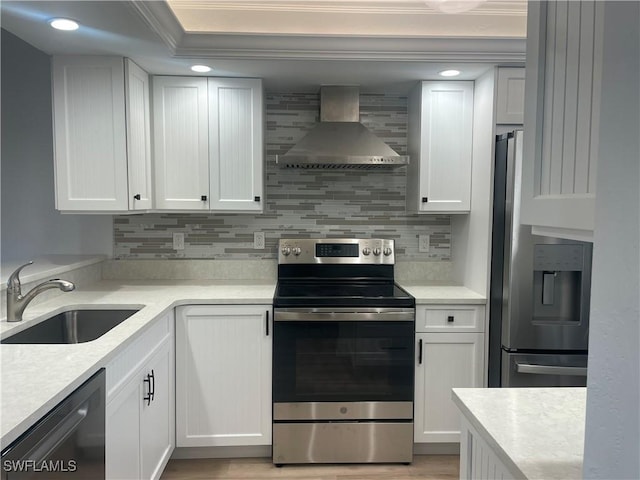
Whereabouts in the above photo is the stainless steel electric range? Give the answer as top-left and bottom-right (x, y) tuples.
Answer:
(272, 238), (415, 466)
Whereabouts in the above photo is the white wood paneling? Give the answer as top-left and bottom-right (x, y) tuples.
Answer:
(176, 305), (272, 447)
(208, 78), (263, 211)
(414, 332), (484, 443)
(407, 81), (474, 213)
(495, 67), (525, 124)
(522, 0), (604, 235)
(459, 418), (514, 480)
(52, 56), (129, 210)
(153, 76), (209, 210)
(125, 59), (153, 210)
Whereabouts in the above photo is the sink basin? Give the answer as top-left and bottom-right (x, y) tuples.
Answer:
(1, 309), (139, 344)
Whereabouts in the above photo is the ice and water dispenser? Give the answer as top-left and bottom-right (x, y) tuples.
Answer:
(532, 243), (592, 324)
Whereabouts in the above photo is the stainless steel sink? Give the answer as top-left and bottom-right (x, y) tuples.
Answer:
(1, 309), (139, 344)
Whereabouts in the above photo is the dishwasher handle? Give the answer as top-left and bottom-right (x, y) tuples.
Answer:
(516, 363), (588, 377)
(25, 401), (89, 465)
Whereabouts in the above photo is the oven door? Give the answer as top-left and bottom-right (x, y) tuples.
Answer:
(273, 308), (415, 404)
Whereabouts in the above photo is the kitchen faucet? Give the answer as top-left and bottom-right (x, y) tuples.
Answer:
(6, 261), (75, 322)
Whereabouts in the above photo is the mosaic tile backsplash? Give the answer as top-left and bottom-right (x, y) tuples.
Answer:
(113, 93), (451, 261)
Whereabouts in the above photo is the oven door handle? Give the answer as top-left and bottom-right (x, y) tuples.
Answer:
(515, 363), (588, 377)
(274, 310), (414, 322)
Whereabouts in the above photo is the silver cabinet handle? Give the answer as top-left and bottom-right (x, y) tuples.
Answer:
(516, 363), (587, 377)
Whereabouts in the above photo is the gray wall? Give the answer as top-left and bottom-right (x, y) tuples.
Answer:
(113, 93), (451, 261)
(583, 2), (640, 478)
(1, 29), (112, 263)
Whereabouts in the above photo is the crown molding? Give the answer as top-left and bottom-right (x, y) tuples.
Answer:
(175, 34), (526, 63)
(127, 1), (185, 52)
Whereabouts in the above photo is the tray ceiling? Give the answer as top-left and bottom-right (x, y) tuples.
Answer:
(166, 0), (527, 37)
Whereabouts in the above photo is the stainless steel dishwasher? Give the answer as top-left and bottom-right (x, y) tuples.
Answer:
(1, 369), (105, 479)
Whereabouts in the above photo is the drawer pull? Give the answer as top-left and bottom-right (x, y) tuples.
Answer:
(447, 315), (455, 323)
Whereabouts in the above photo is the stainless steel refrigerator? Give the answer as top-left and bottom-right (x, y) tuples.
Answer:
(488, 130), (592, 387)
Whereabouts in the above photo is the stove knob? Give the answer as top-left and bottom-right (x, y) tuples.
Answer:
(373, 247), (381, 256)
(362, 247), (371, 256)
(383, 247), (392, 256)
(281, 247), (291, 256)
(292, 247), (302, 256)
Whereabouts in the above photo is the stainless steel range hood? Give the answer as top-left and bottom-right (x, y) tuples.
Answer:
(276, 86), (409, 169)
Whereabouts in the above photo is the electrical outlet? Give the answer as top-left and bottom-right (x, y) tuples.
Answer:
(173, 232), (185, 250)
(419, 234), (430, 253)
(254, 231), (265, 249)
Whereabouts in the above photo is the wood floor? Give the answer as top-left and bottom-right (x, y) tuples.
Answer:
(160, 455), (460, 480)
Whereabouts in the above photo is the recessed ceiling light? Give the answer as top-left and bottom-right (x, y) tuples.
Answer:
(49, 18), (79, 31)
(191, 65), (212, 73)
(439, 69), (461, 77)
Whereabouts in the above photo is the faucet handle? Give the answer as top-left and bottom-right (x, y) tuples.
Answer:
(7, 261), (33, 293)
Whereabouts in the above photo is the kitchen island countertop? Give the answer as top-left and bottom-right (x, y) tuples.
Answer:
(453, 387), (586, 480)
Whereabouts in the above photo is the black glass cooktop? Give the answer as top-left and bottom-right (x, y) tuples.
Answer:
(274, 281), (415, 308)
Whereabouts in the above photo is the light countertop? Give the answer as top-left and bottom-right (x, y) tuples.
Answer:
(452, 387), (586, 480)
(0, 280), (276, 447)
(401, 285), (486, 304)
(1, 278), (484, 448)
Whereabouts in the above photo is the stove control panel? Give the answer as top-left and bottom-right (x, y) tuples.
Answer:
(278, 238), (395, 264)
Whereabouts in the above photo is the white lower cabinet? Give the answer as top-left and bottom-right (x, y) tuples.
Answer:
(176, 305), (272, 447)
(106, 312), (175, 480)
(414, 305), (485, 443)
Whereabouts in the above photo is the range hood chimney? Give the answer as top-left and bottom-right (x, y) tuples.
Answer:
(276, 86), (410, 169)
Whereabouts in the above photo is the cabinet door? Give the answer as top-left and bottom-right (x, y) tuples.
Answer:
(521, 1), (604, 237)
(414, 332), (484, 443)
(106, 374), (141, 480)
(153, 76), (209, 210)
(176, 305), (272, 447)
(496, 67), (525, 124)
(125, 59), (153, 210)
(52, 56), (129, 211)
(407, 81), (474, 213)
(141, 339), (175, 480)
(208, 78), (264, 212)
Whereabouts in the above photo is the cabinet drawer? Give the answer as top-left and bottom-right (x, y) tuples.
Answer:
(416, 305), (484, 333)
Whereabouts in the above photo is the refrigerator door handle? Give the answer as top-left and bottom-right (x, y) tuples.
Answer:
(515, 363), (588, 377)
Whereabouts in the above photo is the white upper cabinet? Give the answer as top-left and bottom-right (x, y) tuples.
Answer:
(153, 76), (264, 212)
(209, 78), (264, 211)
(496, 67), (525, 125)
(52, 56), (151, 212)
(152, 76), (210, 210)
(125, 60), (153, 210)
(406, 81), (474, 214)
(521, 1), (603, 240)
